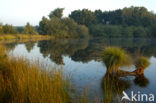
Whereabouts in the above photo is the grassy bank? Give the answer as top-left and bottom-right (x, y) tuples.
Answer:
(0, 44), (122, 103)
(0, 34), (51, 40)
(0, 45), (72, 103)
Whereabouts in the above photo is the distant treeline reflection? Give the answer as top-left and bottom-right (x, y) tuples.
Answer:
(5, 38), (156, 64)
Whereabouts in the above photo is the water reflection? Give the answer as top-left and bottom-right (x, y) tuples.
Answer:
(37, 38), (156, 64)
(4, 38), (156, 64)
(101, 71), (131, 102)
(134, 74), (149, 87)
(37, 39), (88, 64)
(4, 38), (156, 102)
(101, 70), (150, 102)
(24, 41), (36, 52)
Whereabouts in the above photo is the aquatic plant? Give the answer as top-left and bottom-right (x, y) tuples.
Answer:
(133, 57), (150, 75)
(102, 47), (132, 72)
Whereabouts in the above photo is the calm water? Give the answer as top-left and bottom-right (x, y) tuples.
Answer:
(5, 38), (156, 102)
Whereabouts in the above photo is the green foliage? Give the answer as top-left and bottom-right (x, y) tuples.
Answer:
(102, 47), (132, 70)
(150, 24), (156, 37)
(135, 57), (150, 70)
(46, 17), (66, 36)
(69, 6), (156, 38)
(89, 25), (123, 37)
(38, 16), (49, 35)
(0, 25), (3, 34)
(89, 24), (149, 37)
(2, 24), (18, 34)
(69, 9), (95, 26)
(23, 22), (37, 35)
(38, 8), (89, 38)
(133, 26), (147, 37)
(122, 6), (156, 26)
(49, 8), (64, 19)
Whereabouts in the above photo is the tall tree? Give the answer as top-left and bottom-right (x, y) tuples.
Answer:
(23, 22), (37, 34)
(69, 9), (95, 26)
(49, 8), (64, 19)
(38, 16), (49, 35)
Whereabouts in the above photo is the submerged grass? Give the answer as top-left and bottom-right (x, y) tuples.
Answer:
(0, 45), (72, 103)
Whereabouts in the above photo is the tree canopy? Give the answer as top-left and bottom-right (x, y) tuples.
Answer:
(23, 22), (37, 34)
(49, 8), (64, 19)
(38, 8), (89, 38)
(1, 24), (18, 34)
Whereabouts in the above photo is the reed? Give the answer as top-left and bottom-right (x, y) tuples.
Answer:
(0, 45), (71, 103)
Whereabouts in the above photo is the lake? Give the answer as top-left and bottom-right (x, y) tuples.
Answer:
(5, 38), (156, 102)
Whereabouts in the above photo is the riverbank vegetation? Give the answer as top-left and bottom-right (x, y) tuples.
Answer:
(0, 45), (72, 103)
(0, 34), (50, 40)
(0, 22), (50, 40)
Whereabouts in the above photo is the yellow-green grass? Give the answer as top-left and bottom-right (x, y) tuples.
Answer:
(102, 47), (132, 72)
(0, 45), (71, 103)
(0, 34), (51, 40)
(133, 56), (150, 75)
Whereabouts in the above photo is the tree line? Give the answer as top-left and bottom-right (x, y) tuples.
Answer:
(69, 6), (156, 37)
(1, 6), (156, 38)
(0, 22), (37, 35)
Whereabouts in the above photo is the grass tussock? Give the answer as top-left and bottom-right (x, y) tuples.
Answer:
(0, 34), (51, 40)
(133, 56), (150, 75)
(135, 57), (150, 70)
(0, 45), (71, 103)
(102, 47), (132, 71)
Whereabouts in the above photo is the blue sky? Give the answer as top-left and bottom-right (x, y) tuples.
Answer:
(0, 0), (156, 26)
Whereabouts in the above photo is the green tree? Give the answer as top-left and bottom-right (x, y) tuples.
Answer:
(38, 16), (49, 35)
(69, 9), (95, 26)
(2, 24), (18, 34)
(0, 23), (3, 34)
(46, 17), (67, 37)
(23, 22), (37, 34)
(49, 8), (64, 19)
(150, 24), (156, 37)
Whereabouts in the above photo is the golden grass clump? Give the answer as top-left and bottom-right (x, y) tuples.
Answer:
(133, 57), (150, 75)
(0, 45), (71, 103)
(102, 47), (132, 71)
(135, 57), (150, 70)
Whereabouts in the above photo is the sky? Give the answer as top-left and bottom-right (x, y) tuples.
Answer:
(0, 0), (156, 26)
